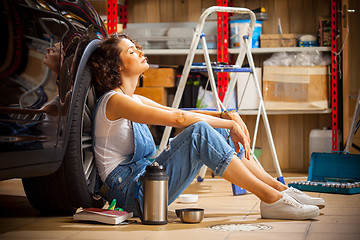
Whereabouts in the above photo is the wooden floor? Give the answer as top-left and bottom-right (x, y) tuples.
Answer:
(1, 173), (359, 240)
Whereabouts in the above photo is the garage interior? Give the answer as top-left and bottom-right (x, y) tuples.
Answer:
(1, 0), (359, 239)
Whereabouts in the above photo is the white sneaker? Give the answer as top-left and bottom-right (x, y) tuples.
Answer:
(260, 193), (320, 220)
(283, 187), (325, 209)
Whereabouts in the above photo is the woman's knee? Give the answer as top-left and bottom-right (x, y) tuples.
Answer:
(191, 121), (213, 134)
(215, 127), (228, 139)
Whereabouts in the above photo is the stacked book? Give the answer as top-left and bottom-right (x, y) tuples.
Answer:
(73, 208), (133, 225)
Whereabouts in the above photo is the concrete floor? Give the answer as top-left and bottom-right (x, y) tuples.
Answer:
(1, 173), (360, 240)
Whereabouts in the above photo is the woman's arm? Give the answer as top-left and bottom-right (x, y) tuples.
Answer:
(107, 93), (250, 158)
(108, 93), (228, 129)
(138, 95), (250, 141)
(138, 94), (222, 117)
(137, 95), (235, 128)
(220, 110), (250, 141)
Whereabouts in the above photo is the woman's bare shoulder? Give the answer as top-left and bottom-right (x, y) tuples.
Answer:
(105, 92), (140, 120)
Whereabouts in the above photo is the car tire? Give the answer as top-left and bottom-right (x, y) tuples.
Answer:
(22, 66), (104, 215)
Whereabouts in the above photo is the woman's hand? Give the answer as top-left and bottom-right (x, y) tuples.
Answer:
(229, 121), (251, 160)
(222, 111), (250, 143)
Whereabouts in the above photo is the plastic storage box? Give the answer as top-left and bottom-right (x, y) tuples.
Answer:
(229, 20), (262, 48)
(262, 65), (329, 110)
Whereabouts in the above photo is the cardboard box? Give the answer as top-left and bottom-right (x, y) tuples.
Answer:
(263, 65), (329, 110)
(134, 87), (167, 105)
(143, 68), (175, 87)
(260, 34), (298, 48)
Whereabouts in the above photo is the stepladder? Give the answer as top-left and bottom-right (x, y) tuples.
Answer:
(156, 6), (284, 190)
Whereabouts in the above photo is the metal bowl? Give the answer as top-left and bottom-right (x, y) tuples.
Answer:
(175, 208), (204, 223)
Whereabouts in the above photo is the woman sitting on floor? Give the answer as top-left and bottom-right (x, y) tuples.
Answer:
(89, 33), (325, 220)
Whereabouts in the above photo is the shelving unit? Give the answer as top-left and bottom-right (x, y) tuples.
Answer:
(123, 0), (337, 172)
(144, 46), (331, 55)
(238, 109), (331, 115)
(145, 46), (332, 116)
(237, 46), (331, 54)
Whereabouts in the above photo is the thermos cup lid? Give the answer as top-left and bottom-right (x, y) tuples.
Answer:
(143, 163), (169, 181)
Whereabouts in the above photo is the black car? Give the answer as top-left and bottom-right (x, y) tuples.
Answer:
(0, 0), (108, 214)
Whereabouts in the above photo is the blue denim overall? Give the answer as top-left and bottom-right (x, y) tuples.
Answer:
(94, 96), (245, 216)
(101, 124), (244, 215)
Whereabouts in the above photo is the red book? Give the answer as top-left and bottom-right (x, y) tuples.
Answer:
(73, 208), (133, 225)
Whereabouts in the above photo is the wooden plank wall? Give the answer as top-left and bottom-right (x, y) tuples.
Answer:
(90, 0), (336, 172)
(242, 114), (331, 172)
(349, 0), (360, 94)
(348, 0), (360, 154)
(233, 0), (330, 34)
(127, 0), (331, 34)
(128, 0), (216, 23)
(90, 0), (332, 35)
(126, 0), (333, 172)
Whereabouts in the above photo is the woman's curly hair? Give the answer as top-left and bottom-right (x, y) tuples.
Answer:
(89, 33), (143, 97)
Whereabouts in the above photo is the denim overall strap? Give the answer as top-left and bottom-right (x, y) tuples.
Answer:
(102, 123), (155, 213)
(95, 92), (155, 211)
(93, 91), (156, 166)
(131, 122), (156, 163)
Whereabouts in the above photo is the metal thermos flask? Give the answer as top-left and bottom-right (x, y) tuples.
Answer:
(140, 162), (169, 225)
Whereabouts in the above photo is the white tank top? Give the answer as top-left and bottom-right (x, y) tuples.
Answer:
(94, 90), (140, 182)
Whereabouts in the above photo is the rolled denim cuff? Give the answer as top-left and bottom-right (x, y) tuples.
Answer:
(236, 144), (245, 160)
(214, 148), (236, 177)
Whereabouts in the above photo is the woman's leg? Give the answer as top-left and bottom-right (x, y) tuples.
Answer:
(215, 128), (324, 210)
(222, 155), (282, 203)
(214, 128), (287, 192)
(155, 121), (281, 204)
(240, 156), (288, 191)
(155, 122), (319, 220)
(155, 121), (233, 204)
